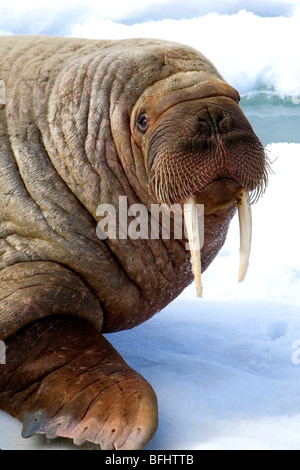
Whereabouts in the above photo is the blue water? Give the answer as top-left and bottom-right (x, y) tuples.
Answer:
(241, 95), (300, 146)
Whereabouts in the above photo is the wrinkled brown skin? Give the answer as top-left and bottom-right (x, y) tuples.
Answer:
(0, 36), (267, 449)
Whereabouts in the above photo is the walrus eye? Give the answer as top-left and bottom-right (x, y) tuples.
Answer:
(137, 113), (149, 132)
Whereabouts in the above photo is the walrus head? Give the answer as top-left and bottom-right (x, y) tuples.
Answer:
(130, 70), (269, 295)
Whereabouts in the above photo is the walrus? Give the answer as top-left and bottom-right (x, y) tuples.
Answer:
(0, 35), (269, 450)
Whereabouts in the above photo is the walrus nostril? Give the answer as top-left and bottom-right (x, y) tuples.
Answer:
(215, 113), (226, 130)
(197, 117), (210, 132)
(198, 117), (209, 125)
(197, 110), (228, 136)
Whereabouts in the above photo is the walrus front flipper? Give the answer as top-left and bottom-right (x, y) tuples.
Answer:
(0, 316), (158, 450)
(0, 261), (104, 340)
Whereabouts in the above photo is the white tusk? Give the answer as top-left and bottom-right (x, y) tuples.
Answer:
(238, 190), (252, 282)
(184, 197), (202, 297)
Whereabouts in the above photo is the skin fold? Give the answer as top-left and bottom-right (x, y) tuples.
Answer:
(0, 36), (268, 449)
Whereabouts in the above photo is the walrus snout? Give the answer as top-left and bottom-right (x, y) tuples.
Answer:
(146, 97), (268, 208)
(136, 95), (268, 296)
